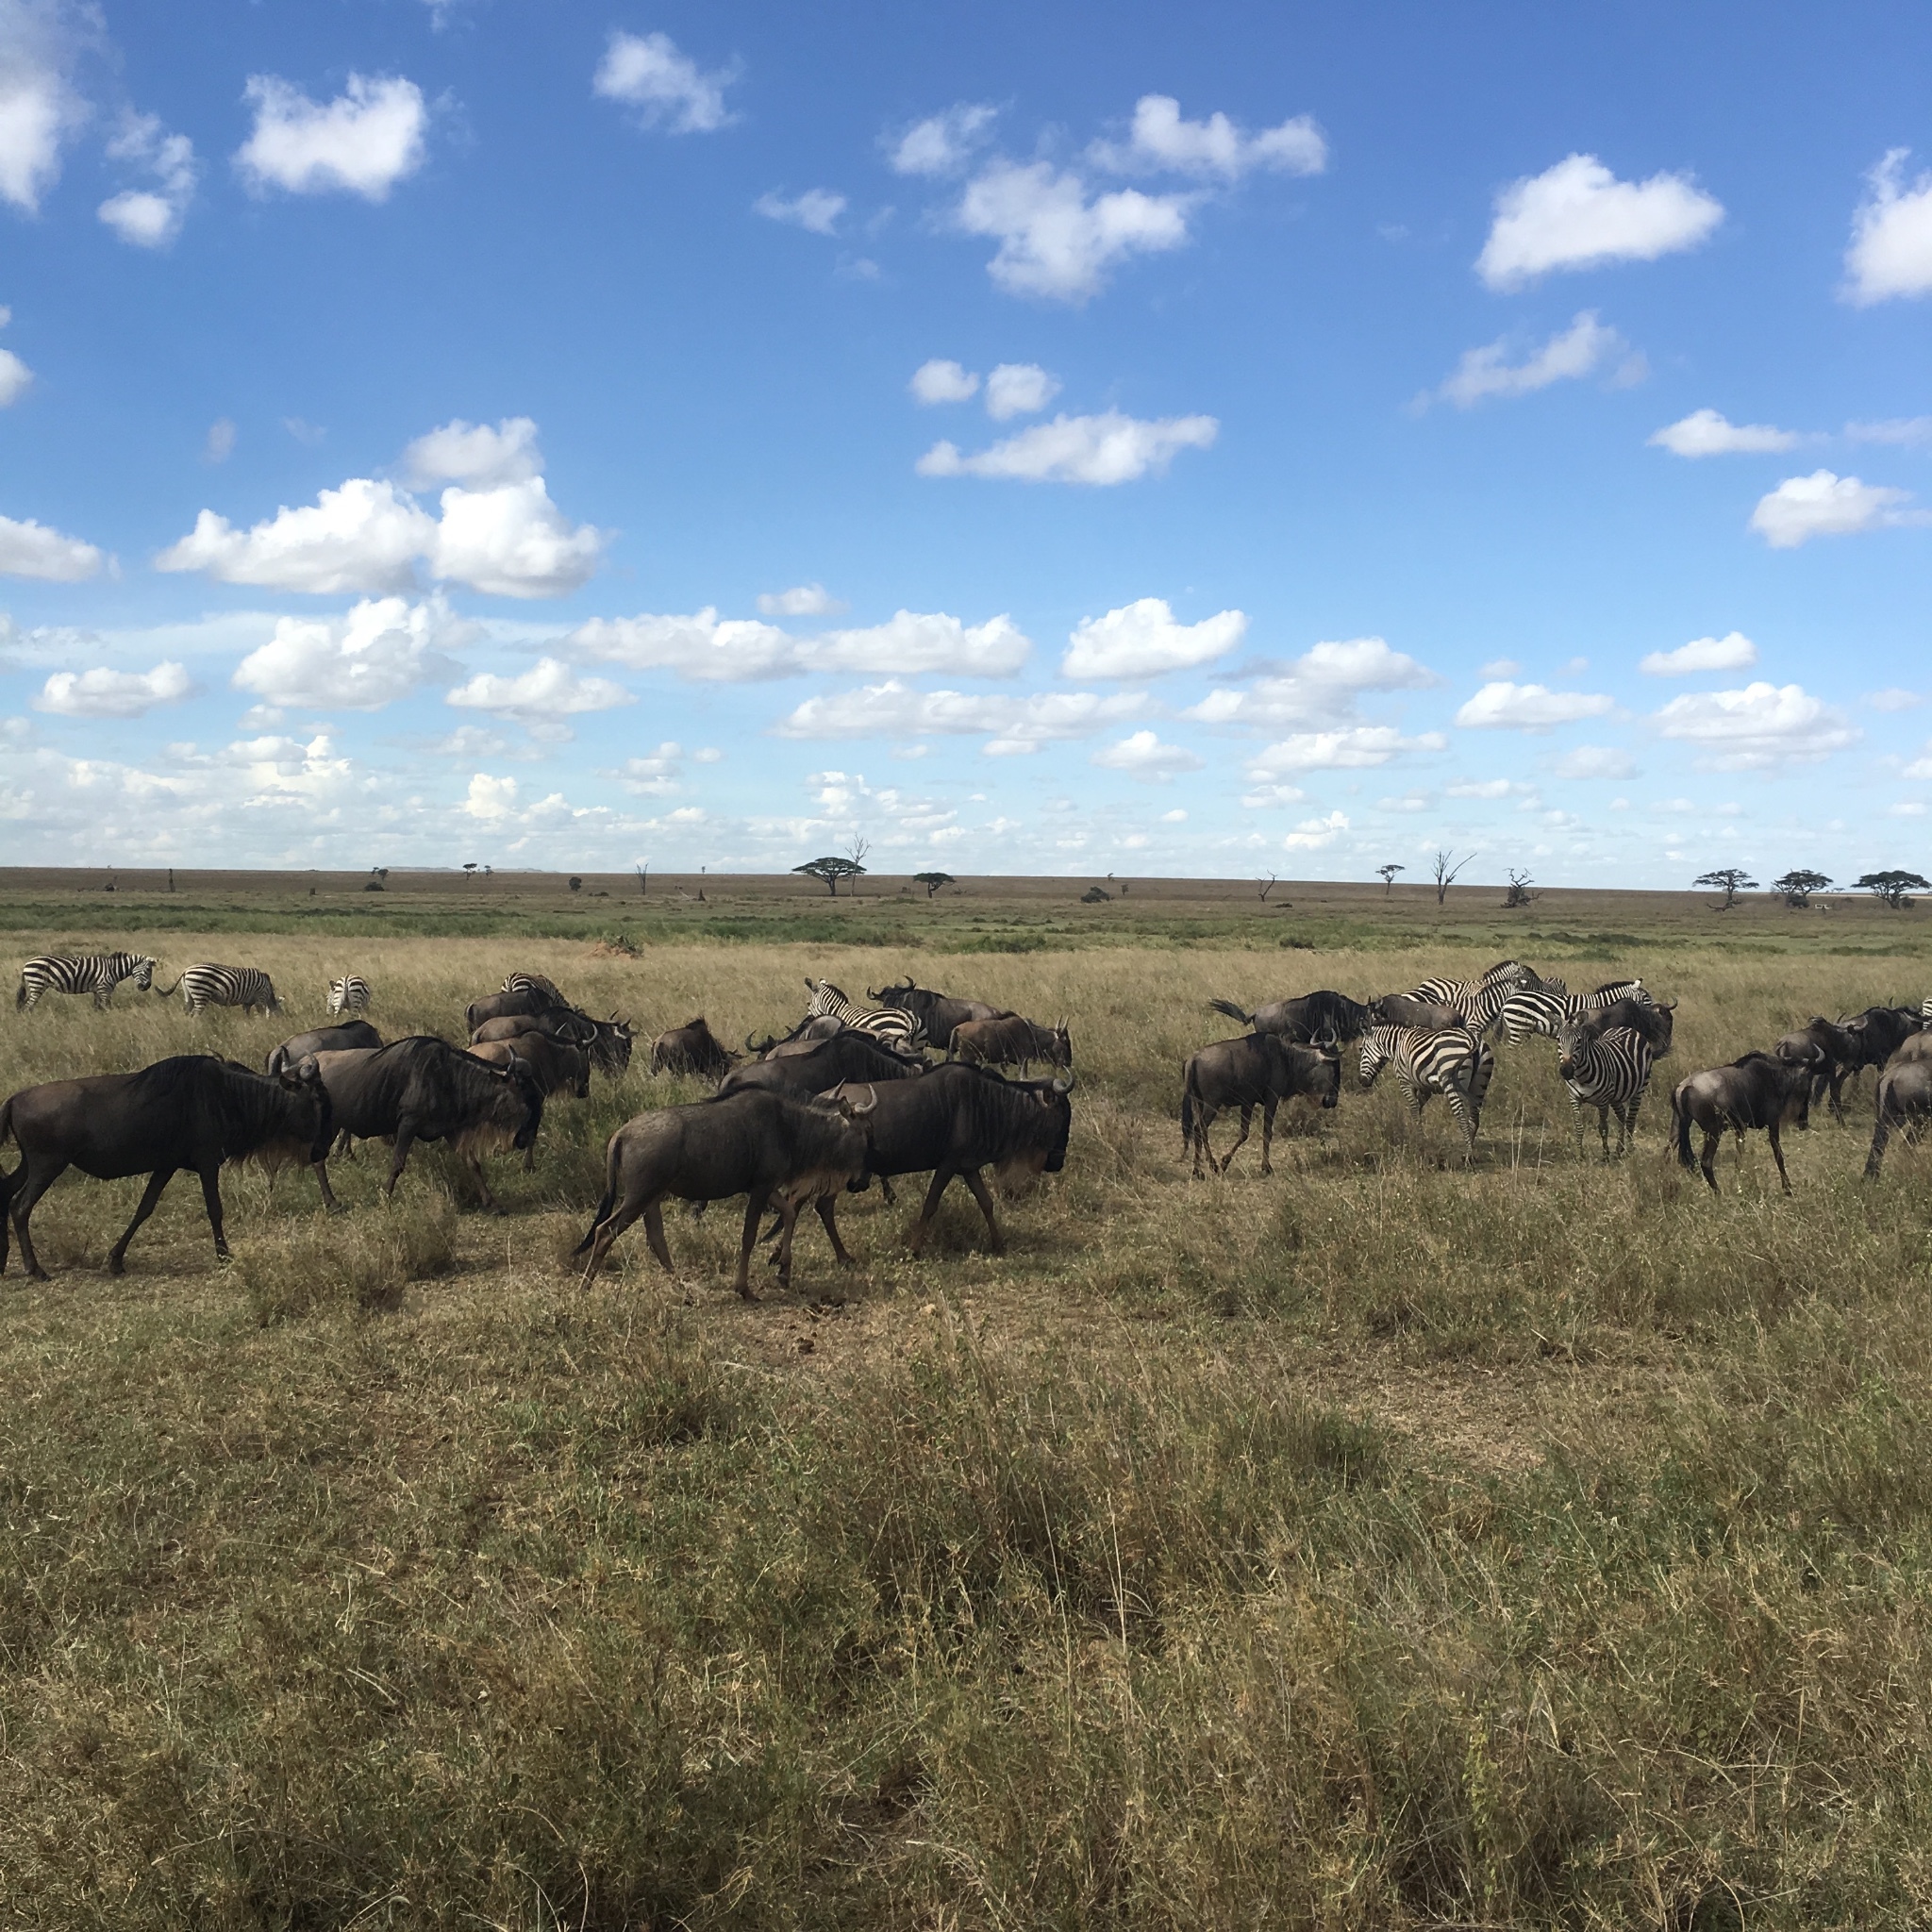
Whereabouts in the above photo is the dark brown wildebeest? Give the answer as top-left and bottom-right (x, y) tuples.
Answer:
(1885, 1030), (1932, 1071)
(650, 1016), (738, 1078)
(719, 1030), (924, 1098)
(1207, 990), (1375, 1044)
(574, 1088), (875, 1294)
(466, 1033), (590, 1168)
(266, 1020), (382, 1074)
(1865, 1058), (1932, 1179)
(746, 1014), (842, 1058)
(1774, 1016), (1861, 1122)
(1369, 992), (1469, 1033)
(867, 977), (1010, 1053)
(1839, 1006), (1926, 1098)
(1671, 1052), (1812, 1194)
(0, 1055), (333, 1279)
(819, 1063), (1074, 1256)
(466, 988), (555, 1034)
(471, 1008), (633, 1078)
(1569, 997), (1675, 1056)
(1180, 1034), (1341, 1176)
(949, 1013), (1072, 1074)
(309, 1037), (543, 1212)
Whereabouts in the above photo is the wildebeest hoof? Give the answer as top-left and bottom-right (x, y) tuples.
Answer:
(108, 1256), (125, 1275)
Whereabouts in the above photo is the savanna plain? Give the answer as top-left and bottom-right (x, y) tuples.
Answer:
(5, 868), (1932, 1929)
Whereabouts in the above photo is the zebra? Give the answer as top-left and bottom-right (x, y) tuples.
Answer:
(15, 951), (158, 1011)
(1359, 1023), (1495, 1155)
(1406, 959), (1541, 1034)
(1499, 980), (1651, 1045)
(1557, 1022), (1655, 1158)
(803, 977), (926, 1053)
(326, 974), (374, 1015)
(160, 963), (283, 1017)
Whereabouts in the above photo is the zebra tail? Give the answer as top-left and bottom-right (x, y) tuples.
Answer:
(12, 978), (24, 1010)
(1671, 1089), (1694, 1170)
(155, 974), (183, 996)
(1207, 998), (1252, 1025)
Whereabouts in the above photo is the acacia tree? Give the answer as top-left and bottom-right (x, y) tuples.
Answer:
(1432, 849), (1474, 907)
(1772, 869), (1831, 908)
(1855, 869), (1932, 909)
(913, 871), (955, 899)
(1694, 867), (1757, 909)
(1502, 868), (1536, 908)
(1376, 863), (1405, 896)
(794, 855), (868, 896)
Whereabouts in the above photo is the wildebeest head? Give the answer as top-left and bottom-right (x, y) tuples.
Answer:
(1003, 1073), (1074, 1181)
(275, 1053), (335, 1166)
(1306, 1041), (1342, 1108)
(867, 974), (919, 1007)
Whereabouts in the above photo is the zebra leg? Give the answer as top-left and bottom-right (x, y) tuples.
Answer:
(1220, 1106), (1253, 1173)
(1571, 1099), (1587, 1160)
(108, 1168), (177, 1274)
(1596, 1105), (1612, 1161)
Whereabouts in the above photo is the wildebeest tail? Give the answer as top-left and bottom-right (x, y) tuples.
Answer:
(572, 1179), (618, 1257)
(1207, 997), (1252, 1026)
(1179, 1069), (1197, 1146)
(1671, 1086), (1694, 1170)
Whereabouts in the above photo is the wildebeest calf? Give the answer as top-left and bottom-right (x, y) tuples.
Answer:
(575, 1089), (874, 1294)
(1671, 1052), (1812, 1193)
(1180, 1033), (1340, 1176)
(949, 1014), (1072, 1074)
(650, 1015), (738, 1079)
(0, 1055), (333, 1278)
(267, 1020), (381, 1074)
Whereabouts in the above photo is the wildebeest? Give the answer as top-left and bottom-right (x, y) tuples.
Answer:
(1369, 992), (1471, 1033)
(574, 1089), (875, 1294)
(472, 1008), (633, 1077)
(1670, 1052), (1812, 1194)
(1864, 1058), (1932, 1180)
(950, 1013), (1072, 1074)
(867, 977), (1011, 1052)
(819, 1063), (1074, 1256)
(1569, 997), (1674, 1056)
(1839, 1006), (1925, 1096)
(308, 1037), (543, 1212)
(746, 1014), (843, 1058)
(1207, 990), (1375, 1044)
(651, 1016), (739, 1078)
(719, 1030), (925, 1098)
(467, 1033), (591, 1099)
(267, 1020), (382, 1074)
(0, 1055), (333, 1279)
(1180, 1034), (1340, 1176)
(1774, 1016), (1861, 1122)
(466, 988), (556, 1034)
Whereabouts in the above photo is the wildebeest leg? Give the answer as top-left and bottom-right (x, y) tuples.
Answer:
(735, 1190), (771, 1299)
(909, 1166), (957, 1255)
(10, 1157), (71, 1280)
(1767, 1121), (1793, 1194)
(1219, 1106), (1252, 1174)
(878, 1175), (897, 1207)
(1698, 1124), (1722, 1192)
(384, 1123), (419, 1202)
(1828, 1068), (1848, 1125)
(1259, 1099), (1278, 1177)
(462, 1149), (502, 1213)
(578, 1189), (652, 1286)
(813, 1196), (856, 1266)
(642, 1201), (674, 1274)
(1865, 1103), (1893, 1180)
(108, 1167), (177, 1274)
(961, 1167), (1005, 1253)
(771, 1198), (805, 1294)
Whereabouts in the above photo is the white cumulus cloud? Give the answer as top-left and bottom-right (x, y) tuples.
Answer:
(231, 595), (470, 710)
(758, 582), (845, 617)
(620, 741), (684, 795)
(235, 74), (429, 200)
(1476, 153), (1724, 290)
(1091, 728), (1202, 780)
(1847, 416), (1932, 447)
(886, 104), (996, 177)
(1553, 744), (1638, 780)
(0, 0), (88, 214)
(1062, 597), (1246, 678)
(0, 511), (103, 580)
(568, 608), (800, 681)
(428, 478), (603, 597)
(754, 188), (844, 234)
(1430, 311), (1641, 408)
(35, 661), (193, 719)
(1844, 150), (1932, 305)
(1090, 94), (1326, 180)
(1648, 408), (1801, 457)
(98, 111), (198, 246)
(773, 678), (1143, 755)
(1186, 636), (1436, 729)
(445, 657), (633, 737)
(1640, 631), (1757, 675)
(956, 159), (1192, 302)
(593, 30), (735, 134)
(464, 772), (519, 820)
(0, 325), (29, 407)
(158, 478), (436, 594)
(917, 408), (1217, 485)
(909, 358), (979, 404)
(1652, 681), (1857, 770)
(810, 609), (1030, 676)
(1284, 809), (1350, 850)
(1749, 471), (1925, 548)
(1247, 726), (1443, 773)
(1456, 681), (1616, 729)
(400, 415), (541, 489)
(984, 361), (1060, 420)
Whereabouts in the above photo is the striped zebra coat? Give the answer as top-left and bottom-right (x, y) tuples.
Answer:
(1359, 1023), (1496, 1153)
(163, 963), (283, 1017)
(15, 952), (158, 1011)
(1405, 960), (1541, 1034)
(803, 978), (926, 1053)
(326, 974), (374, 1015)
(1557, 1022), (1655, 1158)
(503, 973), (566, 1004)
(1498, 980), (1650, 1045)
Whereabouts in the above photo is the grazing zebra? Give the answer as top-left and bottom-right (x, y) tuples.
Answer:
(326, 974), (374, 1015)
(503, 972), (565, 1003)
(1499, 979), (1651, 1045)
(1358, 1023), (1495, 1154)
(1557, 1022), (1655, 1158)
(803, 977), (926, 1053)
(161, 962), (283, 1017)
(15, 951), (158, 1011)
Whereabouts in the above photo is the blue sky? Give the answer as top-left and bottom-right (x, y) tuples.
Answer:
(0, 0), (1927, 885)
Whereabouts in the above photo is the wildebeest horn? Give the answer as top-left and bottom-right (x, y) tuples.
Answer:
(847, 1083), (878, 1116)
(1051, 1074), (1074, 1094)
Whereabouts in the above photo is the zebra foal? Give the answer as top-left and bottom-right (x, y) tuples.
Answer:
(1557, 1022), (1654, 1158)
(161, 962), (283, 1017)
(326, 974), (375, 1014)
(1358, 1023), (1495, 1156)
(803, 977), (926, 1053)
(15, 951), (158, 1011)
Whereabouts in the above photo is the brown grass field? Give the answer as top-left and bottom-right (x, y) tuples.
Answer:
(3, 868), (1932, 1927)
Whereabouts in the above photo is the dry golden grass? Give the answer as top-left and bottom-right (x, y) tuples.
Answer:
(3, 890), (1932, 1927)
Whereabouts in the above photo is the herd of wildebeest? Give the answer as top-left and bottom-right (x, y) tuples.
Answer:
(5, 947), (1932, 1299)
